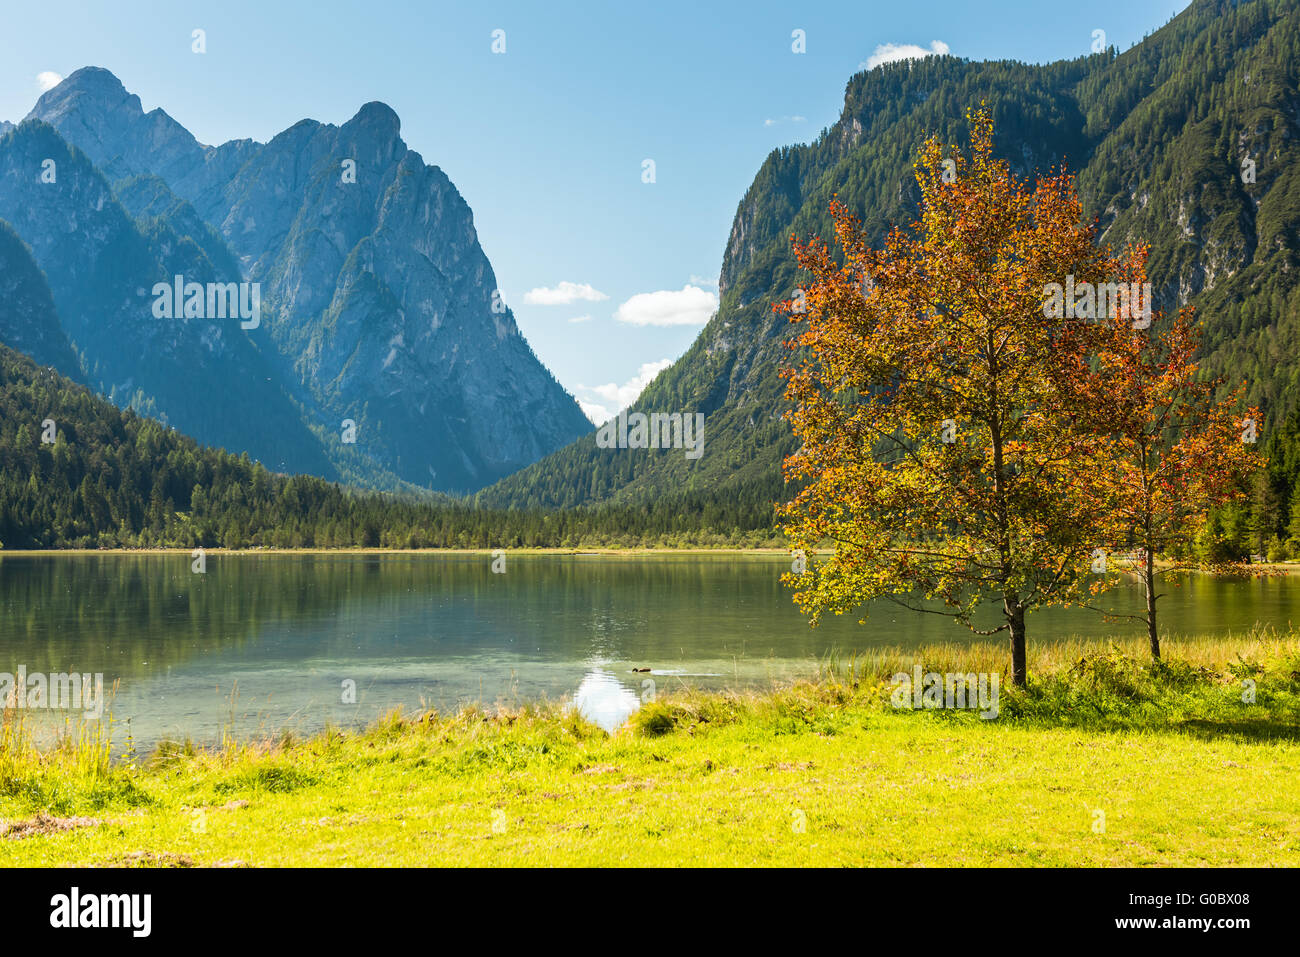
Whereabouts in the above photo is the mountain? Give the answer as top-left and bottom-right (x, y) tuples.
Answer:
(479, 0), (1300, 511)
(0, 340), (772, 549)
(22, 67), (253, 200)
(8, 67), (590, 492)
(0, 119), (335, 479)
(0, 221), (80, 374)
(0, 336), (416, 548)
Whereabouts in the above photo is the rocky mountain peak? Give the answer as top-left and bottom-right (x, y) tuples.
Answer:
(3, 67), (592, 493)
(34, 66), (134, 113)
(347, 101), (401, 139)
(26, 66), (203, 186)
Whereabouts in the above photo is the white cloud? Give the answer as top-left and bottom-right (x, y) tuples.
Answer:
(523, 281), (608, 306)
(613, 284), (717, 327)
(861, 40), (950, 71)
(577, 359), (673, 425)
(577, 399), (611, 423)
(688, 274), (719, 289)
(568, 314), (593, 324)
(36, 72), (63, 93)
(763, 115), (807, 127)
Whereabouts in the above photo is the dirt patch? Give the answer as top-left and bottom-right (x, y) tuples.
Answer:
(0, 812), (102, 840)
(100, 850), (196, 868)
(551, 822), (591, 833)
(186, 799), (251, 815)
(98, 850), (249, 868)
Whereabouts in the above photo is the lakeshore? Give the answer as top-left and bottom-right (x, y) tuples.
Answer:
(1, 546), (1294, 570)
(3, 633), (1297, 867)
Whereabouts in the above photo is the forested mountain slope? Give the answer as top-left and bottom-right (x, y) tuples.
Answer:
(481, 0), (1300, 519)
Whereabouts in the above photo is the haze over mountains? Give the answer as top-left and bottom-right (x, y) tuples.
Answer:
(0, 67), (591, 493)
(480, 0), (1300, 512)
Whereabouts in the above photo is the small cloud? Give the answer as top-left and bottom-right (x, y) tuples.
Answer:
(578, 399), (610, 423)
(577, 359), (673, 424)
(36, 72), (63, 93)
(524, 281), (608, 306)
(688, 274), (719, 289)
(613, 285), (718, 327)
(763, 115), (807, 127)
(568, 314), (593, 324)
(861, 40), (950, 71)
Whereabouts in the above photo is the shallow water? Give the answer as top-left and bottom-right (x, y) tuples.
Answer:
(0, 552), (1294, 744)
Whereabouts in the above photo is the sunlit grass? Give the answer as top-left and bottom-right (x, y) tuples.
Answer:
(818, 626), (1299, 681)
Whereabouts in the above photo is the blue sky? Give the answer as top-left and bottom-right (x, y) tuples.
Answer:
(2, 0), (1190, 422)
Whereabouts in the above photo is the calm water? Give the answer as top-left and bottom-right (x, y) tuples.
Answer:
(0, 552), (1296, 746)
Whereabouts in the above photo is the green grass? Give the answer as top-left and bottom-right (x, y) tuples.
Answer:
(2, 633), (1299, 866)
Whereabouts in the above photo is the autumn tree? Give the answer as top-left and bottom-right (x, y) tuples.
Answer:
(1077, 294), (1262, 659)
(778, 110), (1125, 687)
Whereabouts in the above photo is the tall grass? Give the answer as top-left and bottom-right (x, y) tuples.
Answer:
(816, 626), (1298, 685)
(0, 707), (126, 813)
(637, 627), (1300, 739)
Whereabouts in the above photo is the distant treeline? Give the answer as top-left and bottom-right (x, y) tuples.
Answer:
(0, 345), (779, 549)
(5, 342), (1300, 555)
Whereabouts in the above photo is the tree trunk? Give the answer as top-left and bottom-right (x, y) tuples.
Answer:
(1144, 546), (1159, 660)
(1005, 593), (1027, 687)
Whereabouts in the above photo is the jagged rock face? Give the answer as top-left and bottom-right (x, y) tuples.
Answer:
(203, 102), (589, 486)
(0, 219), (80, 374)
(0, 120), (334, 478)
(27, 67), (254, 205)
(19, 67), (590, 491)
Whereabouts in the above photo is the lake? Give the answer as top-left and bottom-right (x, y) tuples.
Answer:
(1, 552), (1295, 747)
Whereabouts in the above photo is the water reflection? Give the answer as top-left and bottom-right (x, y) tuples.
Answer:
(0, 553), (1294, 749)
(572, 668), (642, 731)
